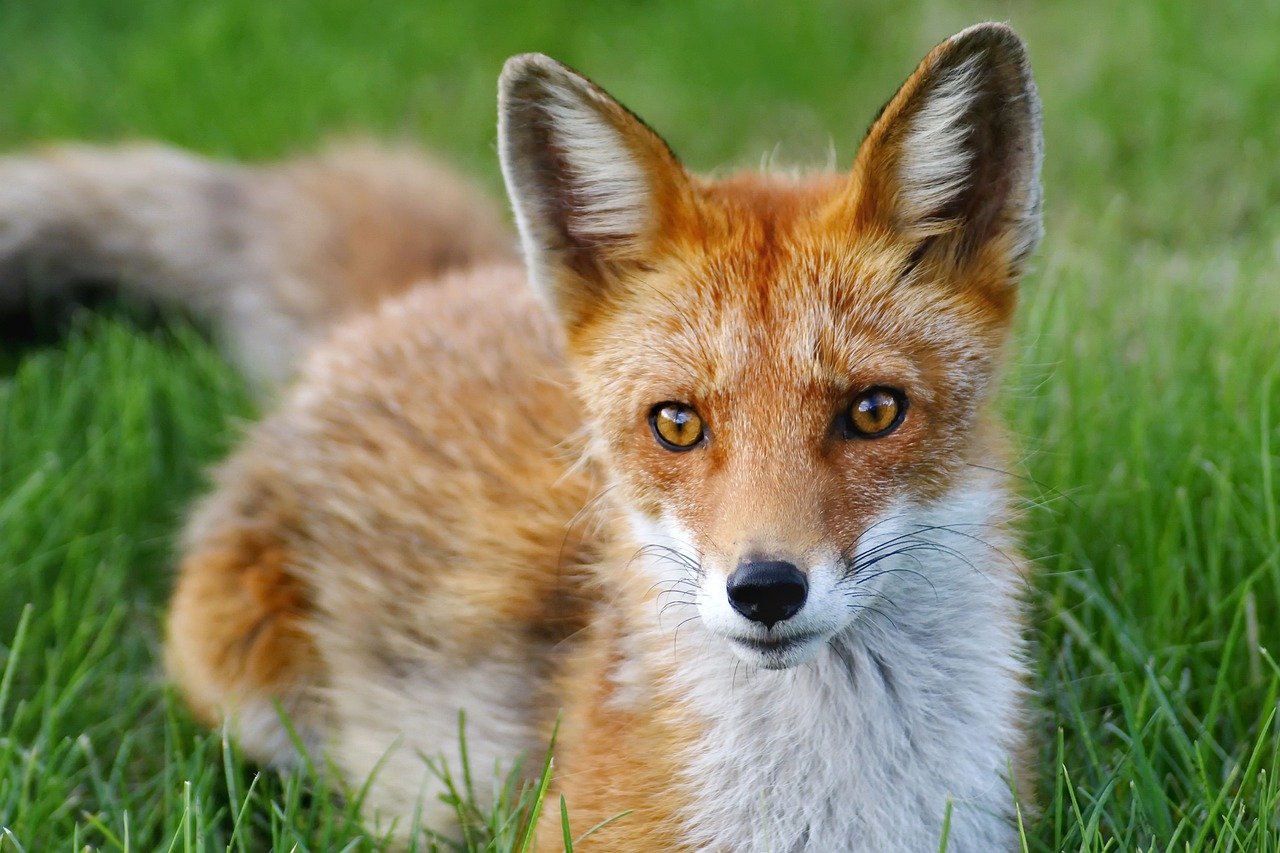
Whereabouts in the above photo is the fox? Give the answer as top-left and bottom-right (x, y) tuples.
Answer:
(0, 22), (1043, 851)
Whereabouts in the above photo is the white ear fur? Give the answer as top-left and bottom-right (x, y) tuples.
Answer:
(497, 54), (681, 318)
(860, 23), (1044, 270)
(895, 55), (984, 228)
(534, 82), (652, 243)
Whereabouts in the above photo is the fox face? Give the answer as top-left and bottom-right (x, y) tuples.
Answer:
(499, 24), (1041, 668)
(571, 218), (1020, 669)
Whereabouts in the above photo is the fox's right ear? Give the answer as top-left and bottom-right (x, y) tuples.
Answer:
(847, 23), (1044, 277)
(498, 54), (692, 332)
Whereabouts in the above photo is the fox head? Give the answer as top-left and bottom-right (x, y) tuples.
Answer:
(498, 23), (1042, 669)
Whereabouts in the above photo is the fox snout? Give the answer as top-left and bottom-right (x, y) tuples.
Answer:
(726, 559), (809, 628)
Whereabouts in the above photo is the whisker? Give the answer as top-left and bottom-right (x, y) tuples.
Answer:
(672, 613), (703, 656)
(659, 597), (697, 617)
(962, 461), (1082, 512)
(848, 603), (902, 633)
(554, 483), (618, 575)
(647, 577), (700, 595)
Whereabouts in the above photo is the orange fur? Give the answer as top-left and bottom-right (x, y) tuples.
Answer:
(165, 525), (317, 729)
(153, 23), (1045, 850)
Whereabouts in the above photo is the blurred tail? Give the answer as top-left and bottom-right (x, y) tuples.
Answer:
(0, 140), (514, 389)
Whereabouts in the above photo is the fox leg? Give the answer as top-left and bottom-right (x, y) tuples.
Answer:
(165, 486), (325, 767)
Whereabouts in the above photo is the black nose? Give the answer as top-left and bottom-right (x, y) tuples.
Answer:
(726, 560), (808, 628)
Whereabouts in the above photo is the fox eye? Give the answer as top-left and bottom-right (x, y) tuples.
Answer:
(649, 402), (705, 451)
(840, 387), (907, 439)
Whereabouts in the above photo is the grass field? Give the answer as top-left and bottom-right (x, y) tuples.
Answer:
(1, 0), (1278, 849)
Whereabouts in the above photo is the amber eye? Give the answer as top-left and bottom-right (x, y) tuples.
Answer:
(841, 387), (907, 439)
(649, 402), (705, 451)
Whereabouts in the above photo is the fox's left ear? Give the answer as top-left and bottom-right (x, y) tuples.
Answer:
(849, 23), (1043, 276)
(498, 54), (692, 332)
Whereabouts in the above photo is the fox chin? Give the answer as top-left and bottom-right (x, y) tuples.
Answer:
(2, 21), (1043, 851)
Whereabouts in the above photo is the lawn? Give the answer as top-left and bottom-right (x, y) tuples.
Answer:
(1, 0), (1278, 849)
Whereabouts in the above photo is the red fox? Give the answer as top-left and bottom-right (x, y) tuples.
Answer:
(1, 22), (1043, 851)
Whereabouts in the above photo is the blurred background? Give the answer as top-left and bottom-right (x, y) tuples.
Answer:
(1, 0), (1277, 849)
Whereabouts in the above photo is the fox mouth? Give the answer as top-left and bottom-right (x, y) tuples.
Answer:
(732, 632), (816, 652)
(728, 631), (824, 668)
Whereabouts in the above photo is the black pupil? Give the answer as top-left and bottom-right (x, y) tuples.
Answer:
(668, 408), (691, 434)
(858, 393), (892, 429)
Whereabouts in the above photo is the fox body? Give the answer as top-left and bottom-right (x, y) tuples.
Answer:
(2, 23), (1043, 851)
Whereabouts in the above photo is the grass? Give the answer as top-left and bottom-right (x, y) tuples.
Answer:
(1, 0), (1277, 849)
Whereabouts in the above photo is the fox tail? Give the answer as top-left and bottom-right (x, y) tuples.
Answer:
(0, 140), (513, 388)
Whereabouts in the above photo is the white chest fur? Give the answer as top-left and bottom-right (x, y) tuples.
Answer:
(670, 621), (1024, 852)
(628, 481), (1029, 852)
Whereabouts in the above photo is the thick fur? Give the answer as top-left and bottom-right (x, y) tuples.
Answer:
(8, 22), (1044, 851)
(0, 140), (513, 388)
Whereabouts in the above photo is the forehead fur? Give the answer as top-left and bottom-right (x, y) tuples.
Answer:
(571, 171), (1015, 406)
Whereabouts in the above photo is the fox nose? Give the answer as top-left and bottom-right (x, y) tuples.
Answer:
(726, 560), (808, 628)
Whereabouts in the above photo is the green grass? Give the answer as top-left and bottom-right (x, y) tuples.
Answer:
(1, 0), (1277, 849)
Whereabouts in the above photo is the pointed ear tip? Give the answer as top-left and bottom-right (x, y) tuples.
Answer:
(946, 22), (1030, 61)
(499, 53), (572, 92)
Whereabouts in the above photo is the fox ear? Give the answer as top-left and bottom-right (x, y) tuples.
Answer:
(498, 54), (691, 329)
(850, 23), (1043, 275)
